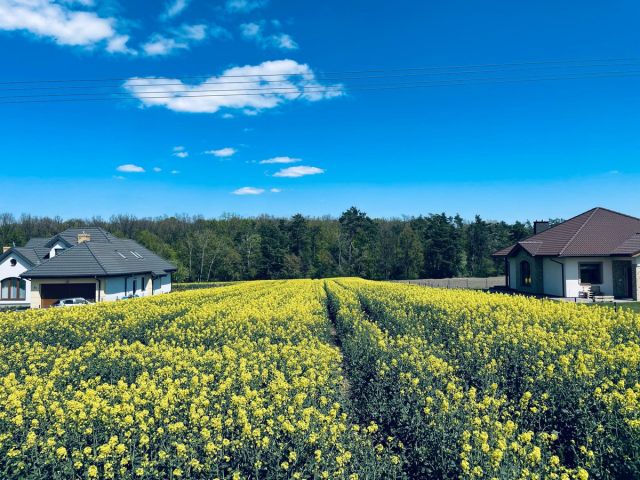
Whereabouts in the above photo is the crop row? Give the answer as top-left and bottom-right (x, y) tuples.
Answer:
(0, 280), (401, 479)
(325, 278), (639, 479)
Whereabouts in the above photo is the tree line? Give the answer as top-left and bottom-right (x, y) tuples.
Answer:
(0, 208), (534, 282)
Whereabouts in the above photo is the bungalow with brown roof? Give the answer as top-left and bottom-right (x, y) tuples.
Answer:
(493, 207), (640, 300)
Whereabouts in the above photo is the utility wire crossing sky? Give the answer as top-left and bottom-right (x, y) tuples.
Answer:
(0, 0), (638, 222)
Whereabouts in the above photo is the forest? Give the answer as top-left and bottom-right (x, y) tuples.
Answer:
(0, 208), (536, 282)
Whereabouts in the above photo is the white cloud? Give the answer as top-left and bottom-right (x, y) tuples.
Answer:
(273, 165), (324, 178)
(161, 0), (190, 20)
(233, 186), (265, 195)
(240, 22), (297, 50)
(171, 169), (180, 174)
(0, 0), (133, 53)
(173, 146), (185, 151)
(173, 151), (189, 158)
(226, 0), (267, 13)
(205, 147), (237, 158)
(106, 34), (135, 54)
(153, 167), (162, 172)
(142, 23), (215, 56)
(124, 59), (344, 114)
(116, 164), (145, 173)
(273, 33), (297, 50)
(270, 188), (281, 193)
(259, 156), (300, 164)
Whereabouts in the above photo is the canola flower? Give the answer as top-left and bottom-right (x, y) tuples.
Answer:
(326, 278), (640, 479)
(0, 278), (637, 479)
(0, 280), (401, 479)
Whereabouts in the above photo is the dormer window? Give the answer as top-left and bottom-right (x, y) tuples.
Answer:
(10, 259), (17, 267)
(117, 251), (127, 259)
(130, 251), (143, 259)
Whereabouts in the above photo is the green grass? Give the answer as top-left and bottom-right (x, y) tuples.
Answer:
(587, 301), (640, 313)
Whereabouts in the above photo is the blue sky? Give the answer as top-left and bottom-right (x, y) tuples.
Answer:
(0, 0), (639, 222)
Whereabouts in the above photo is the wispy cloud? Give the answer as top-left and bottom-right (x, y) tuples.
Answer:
(124, 59), (344, 114)
(225, 0), (267, 13)
(171, 146), (189, 158)
(161, 0), (190, 20)
(273, 165), (324, 178)
(142, 23), (222, 56)
(153, 167), (162, 172)
(116, 164), (145, 173)
(205, 147), (237, 158)
(0, 0), (133, 54)
(233, 186), (265, 195)
(113, 175), (126, 180)
(270, 188), (281, 193)
(240, 21), (298, 50)
(171, 169), (180, 174)
(259, 156), (301, 164)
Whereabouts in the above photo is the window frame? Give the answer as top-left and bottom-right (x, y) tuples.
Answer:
(520, 260), (532, 287)
(0, 277), (27, 301)
(578, 262), (603, 285)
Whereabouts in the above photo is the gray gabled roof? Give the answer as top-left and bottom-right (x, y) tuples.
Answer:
(20, 227), (176, 279)
(24, 238), (49, 248)
(44, 227), (115, 248)
(13, 247), (43, 266)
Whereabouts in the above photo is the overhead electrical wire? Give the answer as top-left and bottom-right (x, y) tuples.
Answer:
(1, 58), (639, 105)
(1, 69), (639, 105)
(2, 69), (640, 101)
(1, 57), (639, 85)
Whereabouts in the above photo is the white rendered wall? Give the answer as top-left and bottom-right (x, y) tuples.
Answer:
(0, 253), (31, 306)
(103, 274), (171, 301)
(508, 261), (517, 289)
(49, 242), (67, 258)
(103, 276), (127, 301)
(542, 258), (564, 297)
(563, 257), (614, 298)
(161, 274), (172, 294)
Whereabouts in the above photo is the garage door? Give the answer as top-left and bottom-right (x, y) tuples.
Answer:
(40, 283), (96, 308)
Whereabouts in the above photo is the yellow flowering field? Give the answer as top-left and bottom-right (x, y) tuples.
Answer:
(0, 278), (638, 479)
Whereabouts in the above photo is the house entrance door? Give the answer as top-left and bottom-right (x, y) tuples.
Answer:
(612, 261), (632, 298)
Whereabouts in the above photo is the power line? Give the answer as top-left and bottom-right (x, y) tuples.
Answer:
(1, 69), (639, 105)
(0, 70), (640, 101)
(1, 57), (640, 85)
(3, 61), (640, 93)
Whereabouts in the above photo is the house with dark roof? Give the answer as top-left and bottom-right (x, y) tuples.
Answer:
(493, 207), (640, 299)
(0, 227), (176, 308)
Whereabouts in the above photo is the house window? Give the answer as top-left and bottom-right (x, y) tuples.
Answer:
(1, 278), (26, 300)
(10, 259), (17, 267)
(579, 263), (603, 284)
(520, 261), (532, 286)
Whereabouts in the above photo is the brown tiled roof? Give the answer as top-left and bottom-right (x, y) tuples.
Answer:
(493, 207), (640, 257)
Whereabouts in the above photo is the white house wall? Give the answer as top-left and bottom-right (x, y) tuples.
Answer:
(103, 277), (127, 301)
(0, 253), (31, 306)
(161, 274), (172, 294)
(49, 242), (67, 258)
(104, 274), (171, 301)
(563, 257), (614, 298)
(508, 261), (517, 289)
(542, 258), (564, 297)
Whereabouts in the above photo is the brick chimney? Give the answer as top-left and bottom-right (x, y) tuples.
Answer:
(77, 232), (91, 244)
(2, 246), (10, 253)
(534, 221), (550, 235)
